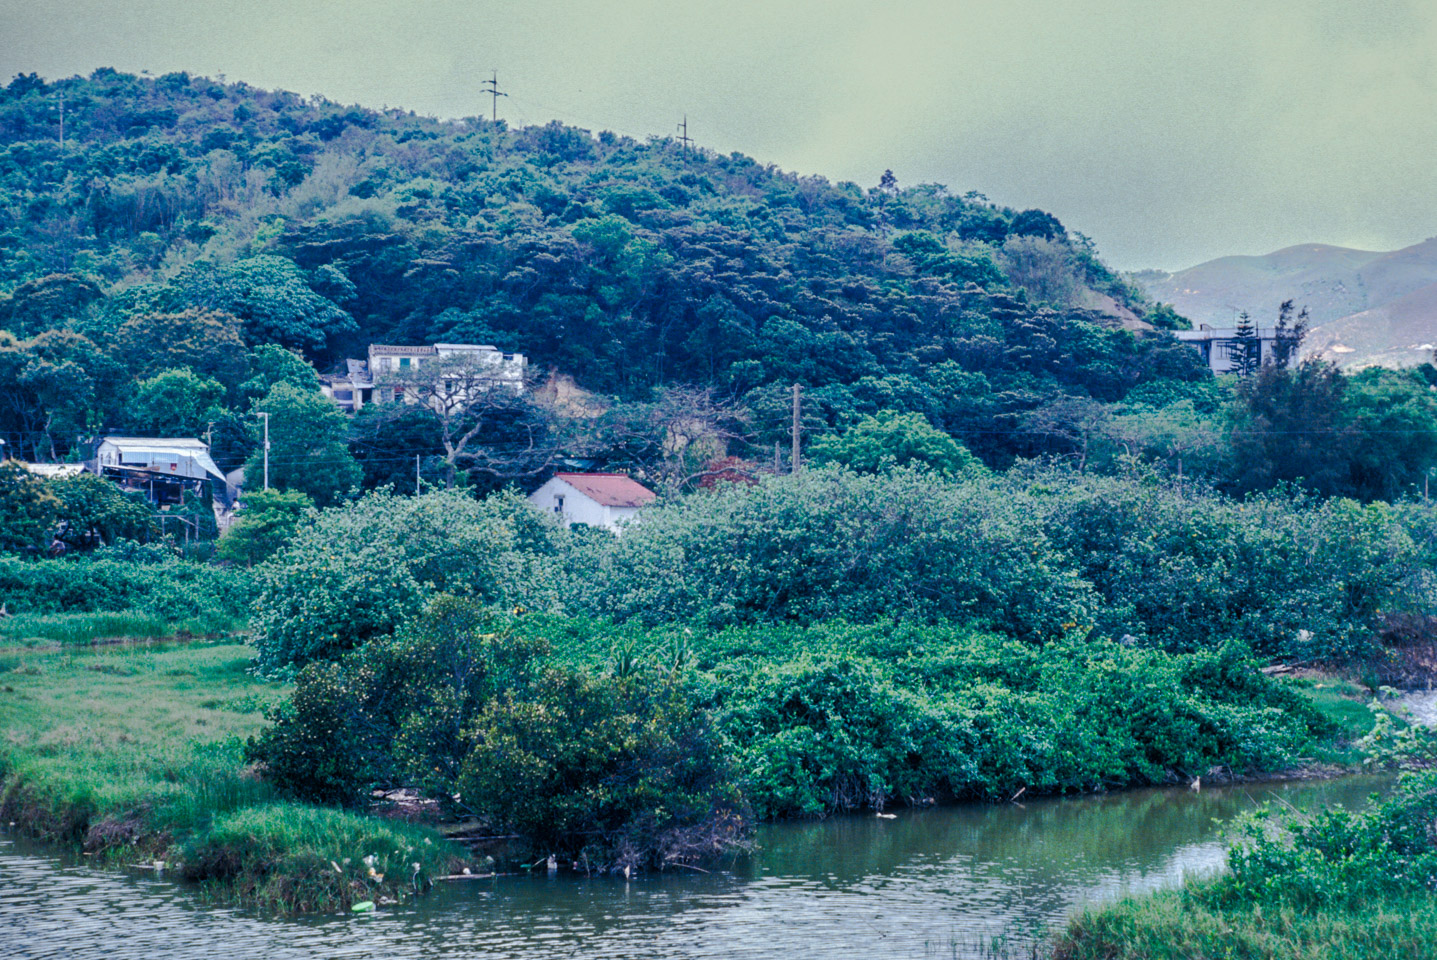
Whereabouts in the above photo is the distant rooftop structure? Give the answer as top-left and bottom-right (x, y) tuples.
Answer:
(529, 472), (656, 532)
(553, 472), (657, 508)
(94, 436), (224, 506)
(1173, 325), (1289, 374)
(320, 343), (526, 413)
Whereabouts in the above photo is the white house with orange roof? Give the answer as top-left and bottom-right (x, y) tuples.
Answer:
(528, 472), (656, 532)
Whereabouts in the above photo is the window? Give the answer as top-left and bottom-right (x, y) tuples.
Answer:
(400, 357), (411, 368)
(554, 495), (565, 514)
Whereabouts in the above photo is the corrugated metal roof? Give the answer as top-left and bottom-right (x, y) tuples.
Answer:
(102, 436), (210, 448)
(555, 472), (656, 508)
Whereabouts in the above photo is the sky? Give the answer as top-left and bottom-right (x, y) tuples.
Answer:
(2, 0), (1436, 271)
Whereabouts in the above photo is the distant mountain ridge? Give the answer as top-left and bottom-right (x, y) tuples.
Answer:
(1133, 238), (1437, 368)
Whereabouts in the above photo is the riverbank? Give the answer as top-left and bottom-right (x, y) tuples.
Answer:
(1048, 680), (1437, 960)
(0, 640), (460, 911)
(0, 634), (1387, 917)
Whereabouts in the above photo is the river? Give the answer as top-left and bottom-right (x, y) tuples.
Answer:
(1, 773), (1391, 960)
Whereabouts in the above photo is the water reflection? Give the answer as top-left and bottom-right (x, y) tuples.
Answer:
(1, 775), (1391, 960)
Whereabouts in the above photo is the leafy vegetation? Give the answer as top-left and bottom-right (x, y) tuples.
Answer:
(0, 641), (457, 911)
(1052, 764), (1437, 960)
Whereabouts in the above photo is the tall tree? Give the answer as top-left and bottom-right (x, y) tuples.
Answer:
(245, 383), (361, 507)
(381, 357), (559, 489)
(1231, 311), (1261, 378)
(1270, 299), (1310, 369)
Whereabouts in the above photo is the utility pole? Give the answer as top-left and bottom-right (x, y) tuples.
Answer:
(676, 115), (693, 152)
(57, 95), (64, 151)
(482, 70), (507, 123)
(259, 411), (270, 490)
(205, 420), (214, 448)
(773, 440), (781, 474)
(416, 454), (421, 494)
(790, 383), (801, 474)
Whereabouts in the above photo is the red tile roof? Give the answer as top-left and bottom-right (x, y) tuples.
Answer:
(555, 472), (656, 508)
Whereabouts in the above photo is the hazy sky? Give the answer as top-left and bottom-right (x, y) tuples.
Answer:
(3, 0), (1435, 270)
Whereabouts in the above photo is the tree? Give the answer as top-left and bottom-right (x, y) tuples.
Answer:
(128, 368), (225, 437)
(585, 387), (752, 495)
(1009, 209), (1066, 240)
(239, 343), (320, 400)
(49, 472), (152, 550)
(1343, 367), (1437, 501)
(1271, 299), (1310, 369)
(177, 255), (356, 355)
(0, 274), (104, 338)
(246, 383), (361, 507)
(347, 402), (445, 492)
(0, 461), (59, 554)
(381, 357), (560, 489)
(1230, 362), (1350, 495)
(215, 488), (313, 565)
(112, 308), (249, 388)
(809, 410), (979, 476)
(1231, 312), (1260, 378)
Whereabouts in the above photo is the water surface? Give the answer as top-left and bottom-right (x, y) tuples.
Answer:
(1, 774), (1392, 960)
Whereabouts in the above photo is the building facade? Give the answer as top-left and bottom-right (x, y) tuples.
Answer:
(528, 473), (656, 532)
(1173, 325), (1287, 374)
(321, 343), (526, 413)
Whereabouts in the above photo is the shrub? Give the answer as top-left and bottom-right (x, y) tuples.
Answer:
(587, 467), (1092, 638)
(249, 598), (748, 872)
(458, 669), (746, 872)
(248, 488), (567, 672)
(248, 597), (548, 806)
(1029, 470), (1420, 659)
(0, 554), (252, 622)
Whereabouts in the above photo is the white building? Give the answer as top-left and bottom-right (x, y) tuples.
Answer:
(94, 436), (226, 505)
(1174, 325), (1286, 374)
(528, 472), (656, 532)
(321, 343), (527, 413)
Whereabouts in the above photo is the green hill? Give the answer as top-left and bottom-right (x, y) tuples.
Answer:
(0, 67), (1204, 467)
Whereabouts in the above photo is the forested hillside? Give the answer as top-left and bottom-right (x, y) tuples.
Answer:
(0, 68), (1203, 468)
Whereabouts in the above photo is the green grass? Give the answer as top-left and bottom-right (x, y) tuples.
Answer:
(0, 610), (244, 646)
(1052, 886), (1437, 960)
(1281, 675), (1384, 766)
(0, 640), (460, 912)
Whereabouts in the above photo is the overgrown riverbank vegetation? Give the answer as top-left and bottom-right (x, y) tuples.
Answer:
(1052, 716), (1437, 960)
(4, 69), (1437, 945)
(0, 641), (455, 911)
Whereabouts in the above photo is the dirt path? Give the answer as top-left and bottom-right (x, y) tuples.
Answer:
(1395, 690), (1437, 728)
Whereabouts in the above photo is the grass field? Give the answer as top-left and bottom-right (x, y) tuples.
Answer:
(1051, 884), (1437, 960)
(0, 610), (244, 646)
(0, 640), (460, 912)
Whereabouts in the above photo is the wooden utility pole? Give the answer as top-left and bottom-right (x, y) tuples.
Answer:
(57, 94), (64, 151)
(482, 71), (507, 123)
(416, 454), (422, 494)
(676, 115), (693, 152)
(259, 411), (270, 490)
(790, 383), (801, 474)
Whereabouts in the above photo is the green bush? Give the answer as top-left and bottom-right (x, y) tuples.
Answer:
(458, 669), (746, 873)
(247, 597), (547, 805)
(0, 554), (252, 622)
(1029, 470), (1420, 659)
(249, 598), (747, 872)
(587, 467), (1092, 639)
(695, 623), (1322, 819)
(249, 488), (567, 672)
